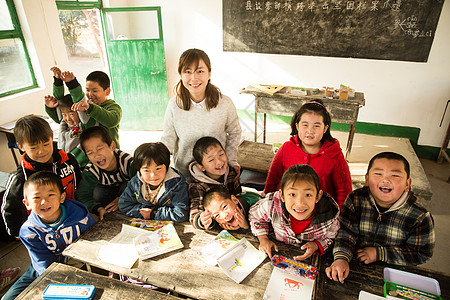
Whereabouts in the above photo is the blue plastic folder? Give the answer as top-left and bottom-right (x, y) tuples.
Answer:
(42, 284), (96, 299)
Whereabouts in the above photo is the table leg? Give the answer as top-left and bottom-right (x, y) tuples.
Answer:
(263, 113), (267, 144)
(346, 121), (356, 161)
(254, 109), (258, 142)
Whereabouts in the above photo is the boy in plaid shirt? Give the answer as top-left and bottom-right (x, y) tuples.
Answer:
(326, 152), (435, 283)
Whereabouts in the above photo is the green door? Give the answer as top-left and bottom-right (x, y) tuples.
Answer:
(101, 7), (168, 130)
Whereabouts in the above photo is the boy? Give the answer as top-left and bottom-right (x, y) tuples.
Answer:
(1, 115), (81, 238)
(76, 126), (136, 220)
(2, 171), (95, 299)
(45, 66), (97, 167)
(188, 136), (242, 230)
(71, 71), (122, 148)
(203, 186), (259, 231)
(326, 152), (435, 283)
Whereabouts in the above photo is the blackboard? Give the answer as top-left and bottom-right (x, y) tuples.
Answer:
(223, 0), (445, 62)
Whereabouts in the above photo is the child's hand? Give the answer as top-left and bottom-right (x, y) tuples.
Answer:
(293, 241), (318, 260)
(61, 71), (75, 82)
(44, 95), (59, 108)
(257, 235), (278, 258)
(71, 102), (89, 112)
(105, 197), (120, 213)
(325, 259), (350, 283)
(355, 247), (377, 264)
(97, 207), (106, 220)
(200, 211), (213, 229)
(139, 208), (152, 220)
(50, 66), (61, 78)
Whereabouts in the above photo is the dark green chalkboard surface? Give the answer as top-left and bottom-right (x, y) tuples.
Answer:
(223, 0), (444, 62)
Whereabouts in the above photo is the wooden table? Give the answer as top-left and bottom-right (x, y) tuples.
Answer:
(314, 252), (450, 300)
(16, 263), (179, 299)
(240, 85), (365, 160)
(63, 212), (317, 300)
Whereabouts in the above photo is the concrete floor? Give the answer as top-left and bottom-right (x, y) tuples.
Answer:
(1, 129), (449, 296)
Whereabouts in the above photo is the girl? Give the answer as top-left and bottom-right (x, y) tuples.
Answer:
(118, 142), (189, 222)
(264, 99), (352, 207)
(161, 48), (241, 180)
(250, 164), (340, 260)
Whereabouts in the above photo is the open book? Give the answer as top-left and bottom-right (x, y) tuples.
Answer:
(134, 222), (183, 260)
(263, 267), (315, 300)
(197, 230), (240, 266)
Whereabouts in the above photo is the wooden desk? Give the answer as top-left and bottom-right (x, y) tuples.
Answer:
(240, 85), (365, 160)
(314, 252), (450, 300)
(16, 263), (179, 299)
(63, 212), (318, 300)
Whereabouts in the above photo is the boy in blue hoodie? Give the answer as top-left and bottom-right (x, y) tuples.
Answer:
(3, 171), (95, 300)
(119, 142), (189, 222)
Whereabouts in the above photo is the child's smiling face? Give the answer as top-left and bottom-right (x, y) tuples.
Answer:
(205, 195), (241, 228)
(86, 80), (110, 105)
(140, 159), (167, 189)
(281, 179), (321, 221)
(60, 106), (80, 128)
(197, 144), (228, 180)
(365, 158), (411, 208)
(23, 182), (65, 224)
(83, 136), (117, 172)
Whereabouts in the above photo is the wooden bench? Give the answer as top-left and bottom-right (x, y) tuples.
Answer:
(16, 263), (180, 300)
(238, 137), (432, 201)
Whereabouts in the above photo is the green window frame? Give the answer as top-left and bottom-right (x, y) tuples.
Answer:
(55, 0), (102, 10)
(0, 0), (37, 97)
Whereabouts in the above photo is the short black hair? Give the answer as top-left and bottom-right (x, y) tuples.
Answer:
(57, 94), (74, 109)
(23, 171), (64, 198)
(280, 164), (321, 195)
(193, 136), (224, 165)
(134, 142), (170, 170)
(86, 71), (110, 90)
(202, 185), (231, 209)
(367, 152), (411, 178)
(79, 126), (113, 152)
(14, 115), (53, 146)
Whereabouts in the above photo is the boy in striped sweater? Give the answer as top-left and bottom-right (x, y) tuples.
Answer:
(76, 126), (136, 220)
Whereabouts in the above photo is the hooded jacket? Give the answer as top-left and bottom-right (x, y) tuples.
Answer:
(264, 136), (352, 208)
(188, 161), (242, 229)
(1, 145), (81, 238)
(119, 167), (189, 222)
(19, 199), (95, 275)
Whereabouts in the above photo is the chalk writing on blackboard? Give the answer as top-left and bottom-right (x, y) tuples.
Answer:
(223, 0), (444, 62)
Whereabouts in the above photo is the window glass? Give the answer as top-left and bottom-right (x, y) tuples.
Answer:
(0, 1), (14, 30)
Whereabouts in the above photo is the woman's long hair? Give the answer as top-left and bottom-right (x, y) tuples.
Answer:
(175, 48), (221, 111)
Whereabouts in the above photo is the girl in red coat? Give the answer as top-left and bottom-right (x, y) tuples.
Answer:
(264, 100), (352, 208)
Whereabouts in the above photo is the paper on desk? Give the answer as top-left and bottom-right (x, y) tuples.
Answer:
(216, 238), (266, 284)
(98, 224), (144, 268)
(263, 267), (314, 300)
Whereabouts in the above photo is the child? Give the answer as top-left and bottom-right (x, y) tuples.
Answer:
(202, 186), (259, 231)
(325, 152), (435, 283)
(250, 164), (340, 260)
(119, 142), (189, 222)
(2, 171), (95, 300)
(71, 70), (122, 148)
(44, 66), (97, 167)
(188, 136), (242, 230)
(264, 100), (352, 208)
(76, 126), (136, 220)
(1, 115), (81, 238)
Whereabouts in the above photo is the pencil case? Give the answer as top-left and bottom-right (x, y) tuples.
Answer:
(270, 254), (317, 280)
(42, 284), (96, 299)
(383, 268), (442, 300)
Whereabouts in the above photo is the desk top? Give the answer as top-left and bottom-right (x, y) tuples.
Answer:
(63, 212), (317, 300)
(16, 263), (179, 300)
(240, 85), (365, 106)
(315, 252), (450, 300)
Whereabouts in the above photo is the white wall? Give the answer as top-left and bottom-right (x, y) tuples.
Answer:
(1, 0), (449, 172)
(110, 0), (450, 149)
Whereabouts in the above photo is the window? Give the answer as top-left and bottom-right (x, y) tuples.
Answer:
(0, 0), (37, 97)
(56, 0), (102, 10)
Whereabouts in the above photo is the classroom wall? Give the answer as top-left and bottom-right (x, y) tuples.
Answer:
(1, 0), (449, 172)
(105, 0), (450, 150)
